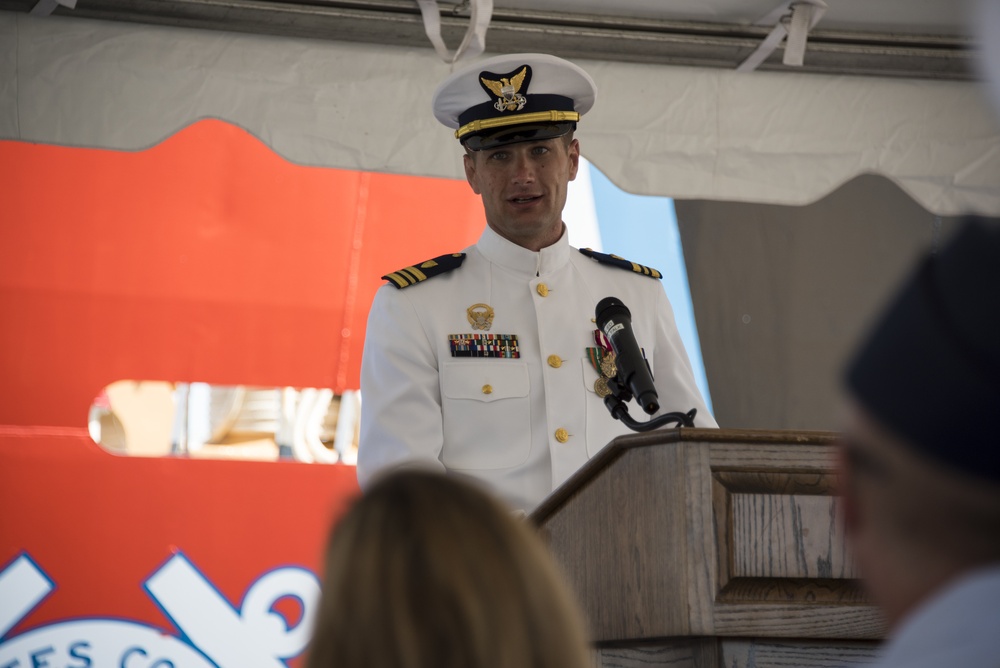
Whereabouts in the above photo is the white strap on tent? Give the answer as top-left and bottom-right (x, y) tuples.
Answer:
(736, 20), (789, 73)
(737, 0), (827, 72)
(30, 0), (76, 15)
(416, 0), (493, 64)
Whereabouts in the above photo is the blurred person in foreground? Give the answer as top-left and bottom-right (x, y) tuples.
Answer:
(839, 218), (1000, 667)
(305, 470), (591, 668)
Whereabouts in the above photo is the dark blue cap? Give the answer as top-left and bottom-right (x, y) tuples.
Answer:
(846, 217), (1000, 482)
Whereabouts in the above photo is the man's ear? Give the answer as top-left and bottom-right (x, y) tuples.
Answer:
(463, 152), (481, 195)
(567, 138), (581, 182)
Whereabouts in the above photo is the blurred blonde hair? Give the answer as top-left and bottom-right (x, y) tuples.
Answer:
(306, 470), (592, 668)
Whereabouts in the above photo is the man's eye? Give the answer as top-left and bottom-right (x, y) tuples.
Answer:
(488, 151), (508, 161)
(532, 146), (549, 155)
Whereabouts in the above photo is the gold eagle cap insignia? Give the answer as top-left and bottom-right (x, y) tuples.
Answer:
(480, 65), (530, 113)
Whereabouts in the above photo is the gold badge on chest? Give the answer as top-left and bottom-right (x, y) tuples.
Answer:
(467, 303), (495, 331)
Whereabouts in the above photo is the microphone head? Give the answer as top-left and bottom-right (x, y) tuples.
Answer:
(595, 296), (631, 328)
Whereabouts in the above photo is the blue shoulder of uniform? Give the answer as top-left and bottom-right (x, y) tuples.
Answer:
(382, 253), (466, 289)
(578, 248), (662, 279)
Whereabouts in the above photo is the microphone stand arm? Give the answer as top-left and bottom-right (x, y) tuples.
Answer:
(602, 378), (697, 431)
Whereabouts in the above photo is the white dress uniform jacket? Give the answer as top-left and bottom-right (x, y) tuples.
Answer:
(867, 564), (1000, 668)
(358, 225), (717, 511)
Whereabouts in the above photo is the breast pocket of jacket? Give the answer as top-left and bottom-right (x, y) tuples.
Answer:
(440, 361), (531, 470)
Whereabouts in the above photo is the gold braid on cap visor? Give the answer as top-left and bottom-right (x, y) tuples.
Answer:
(455, 110), (580, 139)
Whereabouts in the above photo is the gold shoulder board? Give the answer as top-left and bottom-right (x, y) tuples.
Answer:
(382, 253), (467, 289)
(579, 248), (662, 279)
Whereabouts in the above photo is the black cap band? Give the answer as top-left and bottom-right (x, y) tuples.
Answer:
(462, 121), (576, 151)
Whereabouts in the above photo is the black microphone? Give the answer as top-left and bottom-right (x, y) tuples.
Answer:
(595, 297), (660, 415)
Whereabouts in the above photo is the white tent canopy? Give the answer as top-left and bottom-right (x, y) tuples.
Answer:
(3, 10), (1000, 216)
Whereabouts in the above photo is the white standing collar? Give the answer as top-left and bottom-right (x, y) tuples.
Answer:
(476, 224), (571, 277)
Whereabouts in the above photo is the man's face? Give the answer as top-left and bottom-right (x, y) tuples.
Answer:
(837, 404), (906, 625)
(837, 402), (947, 629)
(463, 136), (580, 252)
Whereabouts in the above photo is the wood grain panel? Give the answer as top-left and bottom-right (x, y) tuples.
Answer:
(730, 493), (856, 579)
(710, 442), (837, 472)
(717, 577), (867, 604)
(595, 638), (881, 668)
(542, 441), (720, 641)
(714, 603), (885, 638)
(595, 640), (718, 668)
(721, 639), (880, 667)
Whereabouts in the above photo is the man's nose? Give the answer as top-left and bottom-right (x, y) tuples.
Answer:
(510, 152), (535, 184)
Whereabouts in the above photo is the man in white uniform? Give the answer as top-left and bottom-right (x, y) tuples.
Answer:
(358, 53), (716, 512)
(840, 219), (1000, 667)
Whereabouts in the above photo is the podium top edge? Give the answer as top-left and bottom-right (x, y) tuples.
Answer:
(530, 428), (839, 523)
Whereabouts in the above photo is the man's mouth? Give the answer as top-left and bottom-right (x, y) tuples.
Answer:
(509, 194), (542, 204)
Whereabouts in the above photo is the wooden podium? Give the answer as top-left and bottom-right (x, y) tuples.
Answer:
(531, 428), (886, 668)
